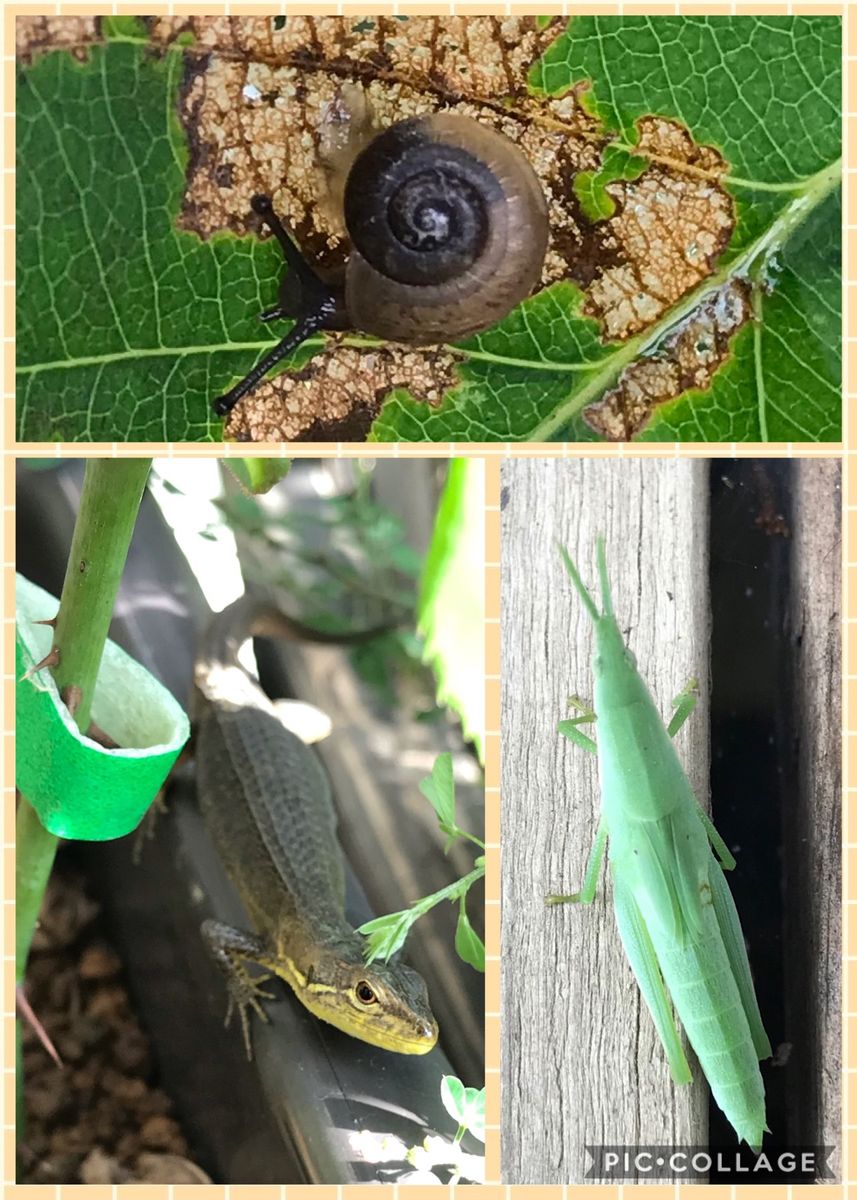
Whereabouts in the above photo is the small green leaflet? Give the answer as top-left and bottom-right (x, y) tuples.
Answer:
(440, 1076), (485, 1143)
(455, 899), (485, 972)
(419, 751), (456, 836)
(359, 752), (484, 970)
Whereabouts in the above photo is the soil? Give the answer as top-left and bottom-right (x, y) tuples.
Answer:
(17, 857), (210, 1185)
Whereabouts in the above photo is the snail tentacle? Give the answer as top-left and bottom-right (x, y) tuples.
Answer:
(213, 304), (335, 417)
(213, 195), (343, 418)
(250, 195), (313, 284)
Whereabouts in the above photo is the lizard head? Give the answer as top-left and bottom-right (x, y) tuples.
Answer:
(297, 946), (439, 1054)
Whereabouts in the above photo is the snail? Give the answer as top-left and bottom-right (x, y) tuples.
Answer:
(213, 113), (549, 417)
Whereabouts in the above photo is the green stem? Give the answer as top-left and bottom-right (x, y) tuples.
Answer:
(52, 459), (152, 730)
(16, 458), (152, 976)
(15, 804), (58, 985)
(414, 864), (485, 917)
(451, 824), (485, 851)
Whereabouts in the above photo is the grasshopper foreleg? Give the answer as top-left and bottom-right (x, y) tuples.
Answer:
(558, 694), (597, 755)
(666, 678), (736, 870)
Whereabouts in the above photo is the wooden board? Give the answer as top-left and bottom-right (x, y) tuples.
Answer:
(782, 458), (841, 1174)
(499, 457), (710, 1183)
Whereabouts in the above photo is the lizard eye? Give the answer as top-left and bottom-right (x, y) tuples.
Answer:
(356, 980), (378, 1005)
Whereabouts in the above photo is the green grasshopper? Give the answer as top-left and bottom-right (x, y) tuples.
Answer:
(549, 537), (771, 1149)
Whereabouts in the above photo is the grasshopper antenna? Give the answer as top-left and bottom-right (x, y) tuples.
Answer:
(595, 536), (613, 619)
(558, 542), (600, 621)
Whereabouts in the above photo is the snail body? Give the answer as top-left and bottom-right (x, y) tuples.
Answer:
(213, 113), (549, 417)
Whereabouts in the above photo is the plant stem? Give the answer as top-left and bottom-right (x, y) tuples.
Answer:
(15, 803), (58, 985)
(51, 459), (152, 731)
(451, 824), (485, 851)
(16, 459), (152, 979)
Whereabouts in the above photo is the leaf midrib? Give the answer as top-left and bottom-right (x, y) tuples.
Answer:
(524, 154), (841, 441)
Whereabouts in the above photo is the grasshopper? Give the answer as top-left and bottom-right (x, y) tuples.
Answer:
(549, 537), (771, 1149)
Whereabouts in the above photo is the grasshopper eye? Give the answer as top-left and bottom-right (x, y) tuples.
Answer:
(355, 981), (378, 1005)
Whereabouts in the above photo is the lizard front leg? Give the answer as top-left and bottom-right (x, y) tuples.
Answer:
(201, 919), (280, 1060)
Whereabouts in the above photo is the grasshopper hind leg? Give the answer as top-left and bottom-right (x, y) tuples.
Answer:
(546, 822), (607, 906)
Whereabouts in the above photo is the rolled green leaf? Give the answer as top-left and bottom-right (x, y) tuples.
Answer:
(16, 575), (190, 841)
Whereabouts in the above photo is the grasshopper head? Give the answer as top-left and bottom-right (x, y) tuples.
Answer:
(559, 537), (642, 708)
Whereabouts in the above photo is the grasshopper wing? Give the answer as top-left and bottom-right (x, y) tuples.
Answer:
(709, 858), (772, 1061)
(619, 805), (710, 948)
(612, 873), (693, 1085)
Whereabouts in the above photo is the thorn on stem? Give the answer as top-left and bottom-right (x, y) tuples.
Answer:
(16, 984), (64, 1069)
(20, 647), (60, 680)
(86, 720), (119, 749)
(61, 685), (83, 718)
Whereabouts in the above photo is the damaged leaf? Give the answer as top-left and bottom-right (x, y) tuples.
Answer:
(16, 15), (841, 442)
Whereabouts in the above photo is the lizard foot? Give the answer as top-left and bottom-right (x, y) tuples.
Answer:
(223, 969), (275, 1060)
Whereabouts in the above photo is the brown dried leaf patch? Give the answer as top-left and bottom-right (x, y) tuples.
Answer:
(224, 342), (459, 442)
(17, 16), (743, 437)
(582, 118), (733, 339)
(16, 16), (98, 63)
(583, 280), (751, 440)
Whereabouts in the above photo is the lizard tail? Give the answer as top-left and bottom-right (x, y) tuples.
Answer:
(194, 592), (395, 707)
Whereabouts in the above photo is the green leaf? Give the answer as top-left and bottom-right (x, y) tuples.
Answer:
(223, 459), (291, 495)
(574, 144), (647, 222)
(357, 910), (413, 963)
(371, 16), (841, 443)
(454, 900), (485, 972)
(101, 16), (148, 40)
(418, 462), (485, 756)
(359, 863), (484, 963)
(418, 752), (456, 833)
(16, 33), (286, 441)
(17, 17), (840, 444)
(636, 192), (840, 441)
(440, 1077), (485, 1142)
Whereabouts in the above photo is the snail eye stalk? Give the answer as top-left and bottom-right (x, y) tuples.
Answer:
(212, 195), (342, 418)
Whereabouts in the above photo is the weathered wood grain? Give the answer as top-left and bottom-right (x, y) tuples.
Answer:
(782, 458), (841, 1176)
(500, 458), (710, 1183)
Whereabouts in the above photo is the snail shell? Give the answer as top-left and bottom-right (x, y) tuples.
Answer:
(212, 111), (550, 417)
(342, 113), (549, 343)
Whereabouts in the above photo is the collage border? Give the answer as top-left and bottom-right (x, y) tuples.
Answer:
(4, 3), (851, 1197)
